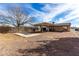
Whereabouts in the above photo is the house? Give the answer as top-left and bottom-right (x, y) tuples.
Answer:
(71, 27), (79, 31)
(0, 22), (71, 33)
(33, 22), (71, 32)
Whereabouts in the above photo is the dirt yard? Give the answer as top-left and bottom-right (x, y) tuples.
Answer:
(0, 32), (79, 56)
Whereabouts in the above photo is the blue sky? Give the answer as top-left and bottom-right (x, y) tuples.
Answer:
(0, 3), (79, 27)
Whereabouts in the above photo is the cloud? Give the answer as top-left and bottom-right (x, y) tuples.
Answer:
(55, 4), (79, 26)
(41, 3), (59, 12)
(0, 3), (79, 27)
(41, 3), (79, 27)
(27, 4), (65, 22)
(24, 3), (79, 25)
(34, 3), (74, 22)
(45, 4), (74, 22)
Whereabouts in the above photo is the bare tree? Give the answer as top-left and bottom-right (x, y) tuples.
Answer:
(0, 7), (33, 32)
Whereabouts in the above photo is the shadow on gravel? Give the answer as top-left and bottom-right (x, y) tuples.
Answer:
(18, 37), (79, 56)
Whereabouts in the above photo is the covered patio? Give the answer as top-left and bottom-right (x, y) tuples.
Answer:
(34, 22), (54, 32)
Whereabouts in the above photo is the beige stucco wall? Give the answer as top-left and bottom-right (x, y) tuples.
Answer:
(53, 26), (70, 32)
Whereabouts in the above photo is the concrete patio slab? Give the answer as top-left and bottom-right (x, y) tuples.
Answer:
(14, 33), (41, 38)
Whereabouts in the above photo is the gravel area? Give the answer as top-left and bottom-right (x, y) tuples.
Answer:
(0, 32), (79, 56)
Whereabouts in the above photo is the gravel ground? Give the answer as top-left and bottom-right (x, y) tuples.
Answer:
(0, 32), (79, 56)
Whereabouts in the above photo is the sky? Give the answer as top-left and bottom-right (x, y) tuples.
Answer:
(0, 3), (79, 27)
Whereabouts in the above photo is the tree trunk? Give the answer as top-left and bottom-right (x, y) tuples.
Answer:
(16, 26), (20, 33)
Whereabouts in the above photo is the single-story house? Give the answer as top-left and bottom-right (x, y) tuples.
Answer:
(33, 22), (71, 32)
(0, 22), (71, 33)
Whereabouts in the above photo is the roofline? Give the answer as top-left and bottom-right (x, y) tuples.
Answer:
(33, 22), (71, 26)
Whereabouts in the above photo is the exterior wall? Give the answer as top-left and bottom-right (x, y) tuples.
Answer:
(0, 26), (11, 33)
(53, 26), (64, 32)
(67, 26), (70, 32)
(34, 25), (70, 32)
(33, 23), (71, 32)
(0, 26), (36, 33)
(24, 27), (33, 32)
(10, 27), (34, 33)
(9, 27), (25, 33)
(35, 26), (41, 32)
(53, 26), (70, 32)
(0, 25), (71, 33)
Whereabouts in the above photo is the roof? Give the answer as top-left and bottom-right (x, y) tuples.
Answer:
(34, 22), (54, 26)
(0, 24), (14, 27)
(71, 27), (79, 29)
(34, 22), (71, 27)
(55, 23), (71, 26)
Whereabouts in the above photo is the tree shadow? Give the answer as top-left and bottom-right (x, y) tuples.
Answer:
(18, 37), (79, 56)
